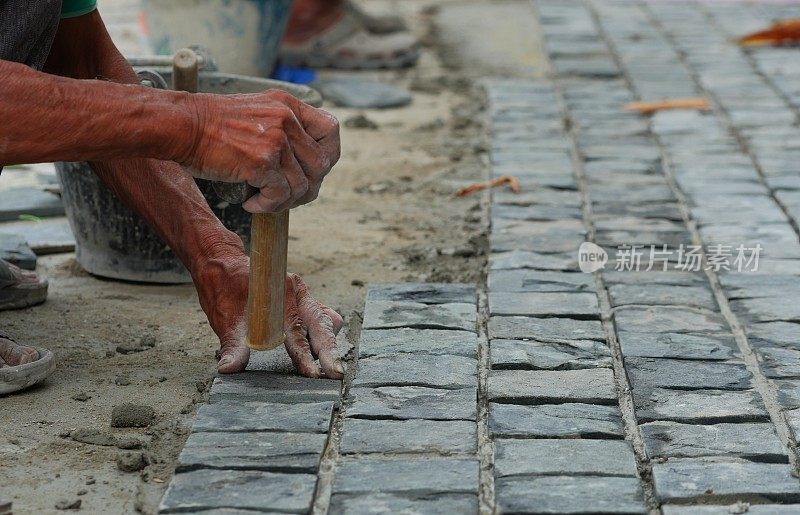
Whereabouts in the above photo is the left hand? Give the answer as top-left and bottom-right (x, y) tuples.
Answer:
(282, 273), (345, 378)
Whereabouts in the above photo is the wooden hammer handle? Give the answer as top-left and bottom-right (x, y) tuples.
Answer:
(246, 211), (289, 350)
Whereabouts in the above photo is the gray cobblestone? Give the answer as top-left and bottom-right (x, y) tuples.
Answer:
(634, 387), (769, 424)
(358, 328), (476, 358)
(608, 284), (717, 310)
(488, 269), (594, 293)
(489, 315), (605, 341)
(489, 402), (624, 438)
(490, 338), (611, 370)
(328, 494), (478, 515)
(339, 419), (476, 455)
(362, 301), (476, 332)
(349, 386), (476, 421)
(489, 368), (617, 404)
(332, 459), (479, 495)
(192, 401), (333, 433)
(626, 357), (752, 391)
(614, 306), (728, 333)
(617, 332), (738, 361)
(208, 373), (340, 404)
(352, 355), (476, 389)
(496, 476), (645, 514)
(489, 292), (599, 317)
(365, 283), (475, 305)
(495, 439), (638, 477)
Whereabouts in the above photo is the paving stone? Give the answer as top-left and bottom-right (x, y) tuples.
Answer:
(339, 419), (476, 454)
(491, 204), (583, 222)
(490, 250), (579, 271)
(349, 386), (476, 421)
(731, 297), (800, 323)
(488, 270), (595, 293)
(328, 493), (478, 515)
(489, 292), (599, 317)
(358, 328), (475, 358)
(614, 306), (728, 333)
(365, 283), (475, 305)
(746, 322), (800, 348)
(362, 301), (476, 332)
(0, 187), (64, 222)
(496, 476), (645, 514)
(489, 369), (617, 404)
(489, 402), (624, 438)
(602, 271), (707, 286)
(491, 220), (586, 254)
(618, 332), (738, 361)
(652, 459), (800, 503)
(495, 439), (638, 477)
(592, 201), (683, 221)
(332, 459), (479, 495)
(176, 431), (326, 472)
(208, 372), (340, 404)
(490, 338), (611, 370)
(0, 233), (36, 270)
(662, 506), (800, 515)
(640, 422), (786, 462)
(626, 357), (752, 391)
(192, 400), (333, 433)
(608, 284), (716, 309)
(0, 218), (74, 254)
(353, 355), (476, 389)
(489, 316), (606, 341)
(634, 387), (769, 424)
(757, 347), (800, 378)
(493, 188), (582, 207)
(159, 469), (317, 513)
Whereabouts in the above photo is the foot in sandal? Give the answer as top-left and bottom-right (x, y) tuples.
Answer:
(280, 0), (419, 69)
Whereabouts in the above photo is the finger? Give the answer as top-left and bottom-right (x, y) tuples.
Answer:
(284, 275), (320, 378)
(292, 274), (345, 379)
(276, 138), (309, 210)
(268, 90), (340, 169)
(243, 169), (292, 213)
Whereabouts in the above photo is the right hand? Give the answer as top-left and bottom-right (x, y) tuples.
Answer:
(181, 89), (340, 213)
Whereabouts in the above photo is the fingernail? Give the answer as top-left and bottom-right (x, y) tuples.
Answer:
(218, 355), (232, 368)
(334, 362), (345, 375)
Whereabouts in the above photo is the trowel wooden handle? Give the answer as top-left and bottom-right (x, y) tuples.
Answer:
(245, 210), (289, 351)
(172, 48), (199, 93)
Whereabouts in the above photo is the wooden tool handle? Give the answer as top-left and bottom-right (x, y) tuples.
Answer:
(245, 210), (289, 351)
(172, 48), (199, 93)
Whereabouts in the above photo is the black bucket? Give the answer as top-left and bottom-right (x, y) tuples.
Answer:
(56, 72), (321, 283)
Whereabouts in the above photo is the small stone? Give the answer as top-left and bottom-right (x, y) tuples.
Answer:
(489, 369), (616, 404)
(71, 428), (116, 447)
(489, 402), (624, 438)
(111, 404), (155, 428)
(114, 376), (131, 386)
(54, 499), (81, 511)
(344, 114), (379, 130)
(76, 490), (87, 496)
(116, 451), (147, 472)
(85, 477), (95, 485)
(351, 279), (365, 287)
(71, 392), (90, 402)
(116, 437), (144, 450)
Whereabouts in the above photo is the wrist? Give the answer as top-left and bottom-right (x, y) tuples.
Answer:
(148, 89), (203, 164)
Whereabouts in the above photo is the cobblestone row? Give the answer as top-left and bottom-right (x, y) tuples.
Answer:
(528, 0), (800, 510)
(485, 79), (647, 513)
(329, 284), (480, 514)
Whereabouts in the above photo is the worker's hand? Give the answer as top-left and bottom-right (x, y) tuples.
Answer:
(283, 273), (345, 379)
(181, 89), (340, 213)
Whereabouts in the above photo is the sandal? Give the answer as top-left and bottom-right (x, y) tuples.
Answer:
(0, 332), (55, 395)
(345, 0), (407, 34)
(0, 258), (47, 311)
(279, 9), (419, 70)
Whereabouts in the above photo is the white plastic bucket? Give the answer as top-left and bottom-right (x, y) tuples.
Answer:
(141, 0), (292, 77)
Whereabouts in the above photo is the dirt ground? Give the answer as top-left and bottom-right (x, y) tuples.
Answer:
(0, 2), (490, 513)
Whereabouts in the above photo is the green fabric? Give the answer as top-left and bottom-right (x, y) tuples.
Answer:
(61, 0), (97, 18)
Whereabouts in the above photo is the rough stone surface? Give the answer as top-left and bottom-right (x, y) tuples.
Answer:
(366, 283), (475, 305)
(496, 476), (645, 514)
(0, 187), (64, 222)
(490, 250), (578, 271)
(488, 269), (595, 293)
(490, 338), (611, 370)
(495, 439), (638, 477)
(159, 469), (317, 513)
(358, 328), (476, 358)
(353, 355), (476, 389)
(489, 369), (617, 404)
(332, 459), (479, 495)
(652, 459), (800, 503)
(208, 373), (340, 404)
(634, 388), (769, 423)
(614, 307), (728, 334)
(340, 419), (476, 454)
(489, 292), (599, 317)
(662, 506), (800, 515)
(608, 284), (716, 310)
(617, 332), (738, 361)
(489, 402), (624, 439)
(640, 422), (786, 462)
(328, 494), (478, 515)
(489, 316), (605, 341)
(192, 401), (333, 433)
(0, 218), (74, 254)
(177, 431), (326, 472)
(349, 386), (476, 421)
(625, 357), (752, 391)
(362, 300), (476, 332)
